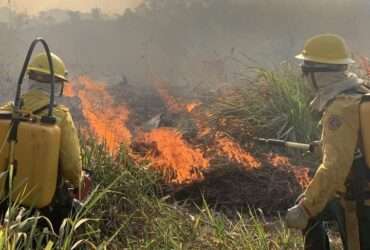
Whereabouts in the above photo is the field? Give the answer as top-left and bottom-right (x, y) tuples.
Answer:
(1, 1), (370, 248)
(0, 64), (324, 249)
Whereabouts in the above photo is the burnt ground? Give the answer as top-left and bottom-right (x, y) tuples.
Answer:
(173, 157), (309, 215)
(65, 77), (315, 216)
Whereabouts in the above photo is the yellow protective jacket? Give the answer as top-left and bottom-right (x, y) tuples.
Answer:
(302, 93), (362, 216)
(0, 89), (82, 187)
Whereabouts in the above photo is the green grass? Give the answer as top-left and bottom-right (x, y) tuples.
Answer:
(211, 63), (320, 143)
(0, 136), (305, 249)
(80, 137), (305, 249)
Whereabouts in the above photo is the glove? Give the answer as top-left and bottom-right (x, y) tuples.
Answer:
(285, 203), (310, 230)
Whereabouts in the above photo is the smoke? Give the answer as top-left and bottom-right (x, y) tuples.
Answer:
(1, 0), (143, 15)
(0, 0), (370, 100)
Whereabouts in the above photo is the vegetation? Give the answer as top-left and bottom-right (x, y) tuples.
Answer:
(81, 136), (305, 249)
(0, 135), (304, 249)
(211, 63), (320, 143)
(1, 1), (361, 247)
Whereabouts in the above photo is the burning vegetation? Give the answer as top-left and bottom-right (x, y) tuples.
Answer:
(64, 74), (312, 214)
(135, 127), (209, 184)
(215, 134), (261, 169)
(68, 76), (132, 153)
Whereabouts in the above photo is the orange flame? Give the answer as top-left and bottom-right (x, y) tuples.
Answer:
(185, 101), (201, 113)
(152, 79), (183, 113)
(137, 127), (209, 184)
(151, 78), (202, 114)
(77, 76), (132, 153)
(267, 154), (311, 188)
(63, 83), (75, 97)
(66, 74), (311, 189)
(292, 168), (311, 188)
(268, 154), (290, 167)
(215, 134), (260, 169)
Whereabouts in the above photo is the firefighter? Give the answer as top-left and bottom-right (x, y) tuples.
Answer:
(27, 53), (82, 187)
(1, 52), (90, 228)
(285, 34), (370, 250)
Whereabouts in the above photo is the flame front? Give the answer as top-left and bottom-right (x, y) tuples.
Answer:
(63, 83), (75, 97)
(185, 101), (201, 113)
(215, 134), (260, 169)
(150, 79), (261, 170)
(65, 75), (310, 187)
(268, 154), (290, 167)
(267, 154), (311, 188)
(76, 76), (132, 153)
(152, 78), (183, 113)
(137, 127), (209, 184)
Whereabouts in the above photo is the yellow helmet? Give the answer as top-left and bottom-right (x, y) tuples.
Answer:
(27, 52), (68, 81)
(296, 34), (355, 65)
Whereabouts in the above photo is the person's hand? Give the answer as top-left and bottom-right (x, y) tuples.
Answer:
(285, 203), (310, 229)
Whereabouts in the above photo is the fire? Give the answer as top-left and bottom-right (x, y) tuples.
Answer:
(63, 83), (75, 97)
(267, 154), (311, 188)
(268, 154), (290, 167)
(186, 101), (201, 113)
(151, 78), (202, 114)
(152, 80), (260, 170)
(76, 76), (132, 153)
(292, 168), (311, 188)
(152, 78), (183, 113)
(136, 127), (209, 184)
(215, 134), (260, 169)
(65, 73), (310, 192)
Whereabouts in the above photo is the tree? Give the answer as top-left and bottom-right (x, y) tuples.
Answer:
(14, 13), (29, 28)
(68, 11), (81, 23)
(91, 8), (102, 20)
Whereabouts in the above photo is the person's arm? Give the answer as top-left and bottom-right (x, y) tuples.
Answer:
(302, 95), (361, 217)
(59, 109), (82, 188)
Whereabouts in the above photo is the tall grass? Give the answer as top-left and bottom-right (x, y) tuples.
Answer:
(0, 134), (305, 249)
(0, 173), (115, 250)
(80, 137), (304, 249)
(211, 63), (320, 143)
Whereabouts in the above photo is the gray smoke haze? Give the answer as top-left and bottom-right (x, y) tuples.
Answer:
(0, 0), (369, 99)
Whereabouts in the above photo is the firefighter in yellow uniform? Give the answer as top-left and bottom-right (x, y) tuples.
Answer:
(286, 34), (370, 250)
(0, 53), (83, 228)
(24, 53), (82, 188)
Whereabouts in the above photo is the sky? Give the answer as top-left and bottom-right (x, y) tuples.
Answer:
(0, 0), (143, 15)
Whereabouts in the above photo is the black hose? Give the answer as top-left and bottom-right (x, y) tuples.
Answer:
(14, 37), (55, 118)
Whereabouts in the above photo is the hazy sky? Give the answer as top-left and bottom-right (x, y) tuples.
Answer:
(1, 0), (143, 15)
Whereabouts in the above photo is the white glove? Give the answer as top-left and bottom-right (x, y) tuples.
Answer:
(285, 204), (310, 230)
